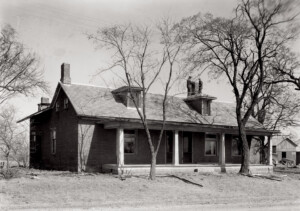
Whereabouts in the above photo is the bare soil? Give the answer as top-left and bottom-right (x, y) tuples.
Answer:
(1, 167), (300, 210)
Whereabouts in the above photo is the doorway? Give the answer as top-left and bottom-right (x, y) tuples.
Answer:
(183, 132), (192, 163)
(282, 151), (286, 159)
(166, 131), (173, 164)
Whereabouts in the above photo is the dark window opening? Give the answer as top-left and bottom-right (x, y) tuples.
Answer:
(63, 98), (69, 109)
(183, 132), (192, 163)
(51, 129), (56, 154)
(124, 130), (136, 154)
(272, 146), (276, 154)
(232, 136), (242, 156)
(166, 131), (173, 164)
(205, 134), (217, 156)
(282, 152), (286, 159)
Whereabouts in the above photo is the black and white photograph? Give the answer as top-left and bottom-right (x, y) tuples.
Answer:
(1, 0), (300, 210)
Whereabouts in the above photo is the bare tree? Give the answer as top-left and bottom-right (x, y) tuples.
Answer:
(88, 20), (184, 179)
(250, 83), (300, 163)
(0, 24), (48, 104)
(0, 106), (28, 174)
(78, 123), (93, 172)
(178, 0), (299, 174)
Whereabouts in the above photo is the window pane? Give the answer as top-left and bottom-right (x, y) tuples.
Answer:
(124, 130), (136, 153)
(205, 139), (217, 155)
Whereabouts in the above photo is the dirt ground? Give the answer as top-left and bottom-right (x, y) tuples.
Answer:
(1, 167), (300, 210)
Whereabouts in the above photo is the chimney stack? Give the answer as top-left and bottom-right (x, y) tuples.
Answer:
(60, 63), (71, 84)
(38, 97), (50, 111)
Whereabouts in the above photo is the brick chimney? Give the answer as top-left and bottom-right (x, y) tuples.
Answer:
(185, 77), (216, 115)
(60, 63), (71, 84)
(38, 97), (50, 111)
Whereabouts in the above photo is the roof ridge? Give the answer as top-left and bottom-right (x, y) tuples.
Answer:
(68, 82), (115, 89)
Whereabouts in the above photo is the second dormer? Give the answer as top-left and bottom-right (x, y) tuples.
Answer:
(184, 76), (216, 115)
(112, 86), (143, 108)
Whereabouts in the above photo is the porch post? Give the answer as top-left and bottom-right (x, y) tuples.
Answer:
(267, 136), (272, 165)
(219, 133), (226, 172)
(173, 130), (179, 166)
(116, 128), (124, 167)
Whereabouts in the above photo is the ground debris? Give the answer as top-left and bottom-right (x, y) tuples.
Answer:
(243, 173), (283, 181)
(159, 174), (203, 187)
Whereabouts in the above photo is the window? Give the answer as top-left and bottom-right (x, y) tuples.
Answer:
(56, 102), (60, 112)
(127, 92), (140, 108)
(30, 132), (36, 153)
(202, 100), (211, 115)
(124, 130), (136, 154)
(51, 129), (56, 154)
(63, 98), (69, 109)
(205, 134), (217, 156)
(282, 151), (286, 159)
(272, 146), (276, 154)
(232, 136), (242, 156)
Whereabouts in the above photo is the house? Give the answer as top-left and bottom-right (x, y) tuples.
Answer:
(272, 137), (300, 165)
(18, 63), (275, 174)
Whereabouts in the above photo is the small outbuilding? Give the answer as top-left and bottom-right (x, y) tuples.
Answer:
(273, 138), (300, 165)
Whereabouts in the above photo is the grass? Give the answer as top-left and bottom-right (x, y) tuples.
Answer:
(1, 167), (300, 210)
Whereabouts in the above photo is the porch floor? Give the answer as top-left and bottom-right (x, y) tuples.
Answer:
(102, 163), (273, 175)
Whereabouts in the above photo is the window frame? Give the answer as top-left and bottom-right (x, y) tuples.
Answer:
(127, 92), (141, 108)
(55, 102), (60, 112)
(63, 98), (69, 109)
(272, 146), (277, 154)
(124, 130), (137, 155)
(30, 131), (37, 153)
(231, 136), (242, 156)
(204, 133), (218, 156)
(50, 128), (56, 155)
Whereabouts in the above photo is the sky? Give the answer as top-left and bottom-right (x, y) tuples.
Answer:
(0, 0), (300, 137)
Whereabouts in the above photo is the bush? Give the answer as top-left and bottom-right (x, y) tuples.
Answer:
(0, 167), (19, 179)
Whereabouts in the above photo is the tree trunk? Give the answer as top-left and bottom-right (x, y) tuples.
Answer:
(149, 152), (157, 180)
(239, 124), (250, 174)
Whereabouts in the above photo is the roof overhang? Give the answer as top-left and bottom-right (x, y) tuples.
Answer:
(17, 107), (52, 123)
(79, 115), (277, 136)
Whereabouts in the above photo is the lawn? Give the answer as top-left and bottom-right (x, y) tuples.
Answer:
(1, 167), (300, 210)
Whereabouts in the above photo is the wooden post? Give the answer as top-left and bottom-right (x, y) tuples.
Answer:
(267, 136), (272, 165)
(219, 133), (226, 172)
(116, 128), (124, 167)
(173, 130), (179, 166)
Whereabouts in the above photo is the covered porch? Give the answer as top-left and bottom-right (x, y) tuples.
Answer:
(101, 124), (274, 175)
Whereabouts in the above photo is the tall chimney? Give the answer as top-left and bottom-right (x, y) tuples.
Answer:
(60, 63), (71, 84)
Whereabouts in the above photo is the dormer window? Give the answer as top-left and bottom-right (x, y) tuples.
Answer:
(127, 92), (140, 108)
(112, 86), (143, 109)
(202, 100), (211, 115)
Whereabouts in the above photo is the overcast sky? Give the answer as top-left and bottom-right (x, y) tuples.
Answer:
(1, 0), (300, 138)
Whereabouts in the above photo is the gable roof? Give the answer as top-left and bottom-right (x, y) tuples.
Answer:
(56, 83), (263, 130)
(18, 82), (272, 133)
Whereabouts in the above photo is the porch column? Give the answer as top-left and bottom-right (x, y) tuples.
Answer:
(267, 136), (272, 165)
(116, 128), (124, 167)
(219, 133), (226, 171)
(172, 130), (179, 166)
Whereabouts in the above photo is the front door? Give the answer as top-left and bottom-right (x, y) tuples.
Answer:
(183, 132), (192, 163)
(166, 131), (173, 164)
(282, 152), (286, 159)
